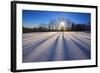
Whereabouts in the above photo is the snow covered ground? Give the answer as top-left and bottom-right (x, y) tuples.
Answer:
(22, 32), (91, 63)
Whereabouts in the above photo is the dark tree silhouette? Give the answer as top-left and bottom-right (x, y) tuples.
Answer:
(23, 17), (91, 33)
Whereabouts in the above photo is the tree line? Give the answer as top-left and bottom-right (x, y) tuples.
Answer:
(23, 19), (90, 33)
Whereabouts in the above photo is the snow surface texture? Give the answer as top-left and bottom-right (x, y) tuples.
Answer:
(22, 32), (91, 63)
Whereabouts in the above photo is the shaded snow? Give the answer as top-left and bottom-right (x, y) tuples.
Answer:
(22, 32), (91, 63)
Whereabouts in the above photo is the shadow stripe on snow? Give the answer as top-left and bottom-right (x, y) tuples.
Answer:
(23, 32), (57, 49)
(23, 32), (51, 41)
(23, 32), (59, 57)
(64, 33), (91, 59)
(23, 32), (57, 48)
(62, 32), (73, 60)
(74, 33), (91, 40)
(69, 32), (91, 48)
(32, 33), (61, 62)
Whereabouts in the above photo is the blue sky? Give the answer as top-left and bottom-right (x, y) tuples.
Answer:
(22, 10), (91, 28)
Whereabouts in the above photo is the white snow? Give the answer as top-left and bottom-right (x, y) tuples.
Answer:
(22, 32), (91, 63)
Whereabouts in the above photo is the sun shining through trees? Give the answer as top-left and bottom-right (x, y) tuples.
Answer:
(60, 21), (65, 31)
(23, 10), (91, 32)
(61, 21), (65, 27)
